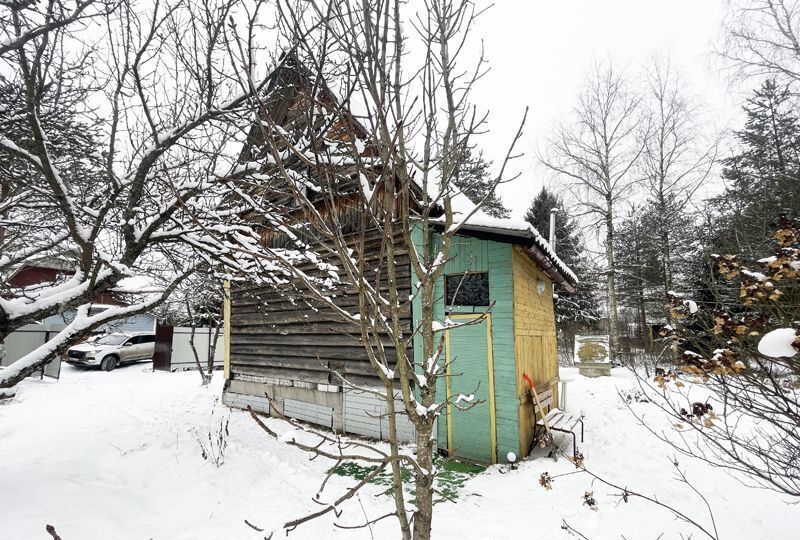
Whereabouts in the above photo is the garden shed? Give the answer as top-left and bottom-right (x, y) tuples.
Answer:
(408, 216), (576, 463)
(220, 55), (577, 464)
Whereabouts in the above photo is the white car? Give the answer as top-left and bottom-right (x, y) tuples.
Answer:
(66, 333), (156, 371)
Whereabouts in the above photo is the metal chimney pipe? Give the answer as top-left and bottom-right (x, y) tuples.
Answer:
(549, 207), (557, 253)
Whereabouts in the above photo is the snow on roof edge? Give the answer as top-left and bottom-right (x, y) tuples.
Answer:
(428, 190), (578, 285)
(445, 218), (579, 285)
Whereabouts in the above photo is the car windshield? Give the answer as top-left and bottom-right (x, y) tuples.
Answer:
(93, 334), (128, 345)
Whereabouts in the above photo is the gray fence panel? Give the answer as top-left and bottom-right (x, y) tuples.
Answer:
(223, 391), (270, 414)
(284, 398), (334, 429)
(343, 387), (415, 442)
(169, 326), (224, 371)
(0, 323), (64, 379)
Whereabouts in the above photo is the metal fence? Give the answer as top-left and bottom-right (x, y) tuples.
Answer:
(163, 326), (224, 372)
(0, 323), (64, 379)
(0, 323), (223, 380)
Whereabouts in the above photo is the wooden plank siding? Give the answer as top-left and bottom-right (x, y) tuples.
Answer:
(486, 241), (518, 462)
(228, 229), (414, 386)
(411, 230), (519, 463)
(512, 246), (559, 455)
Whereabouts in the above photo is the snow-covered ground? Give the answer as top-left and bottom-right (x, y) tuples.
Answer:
(1, 364), (797, 539)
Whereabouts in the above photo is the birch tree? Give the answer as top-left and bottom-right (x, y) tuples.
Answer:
(638, 59), (717, 321)
(541, 64), (644, 362)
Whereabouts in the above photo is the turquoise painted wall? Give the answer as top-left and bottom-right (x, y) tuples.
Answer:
(410, 226), (518, 463)
(445, 316), (493, 462)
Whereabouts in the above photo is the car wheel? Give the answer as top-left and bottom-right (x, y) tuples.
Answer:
(100, 356), (118, 371)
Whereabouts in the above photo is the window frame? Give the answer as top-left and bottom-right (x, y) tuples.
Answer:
(444, 271), (490, 308)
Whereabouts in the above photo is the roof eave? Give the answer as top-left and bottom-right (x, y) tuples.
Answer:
(452, 223), (577, 290)
(523, 245), (577, 293)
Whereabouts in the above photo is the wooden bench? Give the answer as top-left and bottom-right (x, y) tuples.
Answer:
(531, 386), (584, 456)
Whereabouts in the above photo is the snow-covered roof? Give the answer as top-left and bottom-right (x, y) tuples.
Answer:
(8, 253), (76, 278)
(57, 303), (126, 313)
(436, 191), (578, 287)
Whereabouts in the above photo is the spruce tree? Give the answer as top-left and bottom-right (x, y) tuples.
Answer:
(687, 80), (800, 333)
(616, 197), (700, 318)
(714, 79), (800, 257)
(614, 205), (666, 348)
(524, 187), (599, 329)
(453, 147), (510, 218)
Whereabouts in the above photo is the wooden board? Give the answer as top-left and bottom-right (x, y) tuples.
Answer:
(445, 314), (497, 464)
(512, 246), (559, 455)
(228, 229), (413, 384)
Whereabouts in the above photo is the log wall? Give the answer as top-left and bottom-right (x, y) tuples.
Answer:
(228, 229), (413, 385)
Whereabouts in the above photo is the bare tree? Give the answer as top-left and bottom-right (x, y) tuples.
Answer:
(721, 0), (800, 85)
(0, 0), (323, 392)
(540, 453), (721, 540)
(186, 292), (223, 386)
(631, 217), (800, 498)
(541, 63), (644, 362)
(215, 1), (529, 539)
(0, 0), (116, 57)
(638, 57), (718, 319)
(154, 270), (223, 385)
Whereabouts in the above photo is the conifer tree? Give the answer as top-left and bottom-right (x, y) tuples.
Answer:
(453, 147), (510, 218)
(614, 204), (666, 348)
(525, 187), (599, 330)
(713, 79), (800, 257)
(616, 197), (700, 321)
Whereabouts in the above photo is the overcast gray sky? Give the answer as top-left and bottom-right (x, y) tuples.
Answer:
(465, 0), (744, 218)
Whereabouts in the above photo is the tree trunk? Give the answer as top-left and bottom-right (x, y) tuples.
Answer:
(383, 380), (413, 540)
(658, 197), (674, 323)
(412, 421), (434, 540)
(187, 315), (209, 385)
(605, 195), (621, 363)
(638, 284), (649, 352)
(204, 323), (221, 386)
(411, 276), (437, 540)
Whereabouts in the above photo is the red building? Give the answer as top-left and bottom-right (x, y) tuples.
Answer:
(8, 256), (125, 306)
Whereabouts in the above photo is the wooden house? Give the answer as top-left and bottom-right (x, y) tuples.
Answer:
(221, 55), (577, 464)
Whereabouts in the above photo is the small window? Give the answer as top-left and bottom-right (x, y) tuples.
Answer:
(139, 335), (155, 344)
(446, 272), (490, 306)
